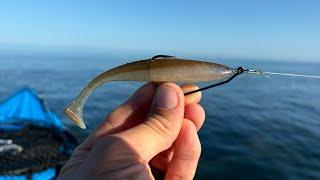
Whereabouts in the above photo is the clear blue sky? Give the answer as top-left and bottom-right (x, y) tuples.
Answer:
(0, 0), (319, 61)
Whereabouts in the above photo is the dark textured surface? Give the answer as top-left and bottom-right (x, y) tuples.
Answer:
(0, 55), (319, 179)
(0, 124), (77, 175)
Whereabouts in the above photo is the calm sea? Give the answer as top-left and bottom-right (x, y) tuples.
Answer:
(0, 54), (319, 179)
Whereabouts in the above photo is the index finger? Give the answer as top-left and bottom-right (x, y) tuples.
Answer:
(181, 84), (202, 105)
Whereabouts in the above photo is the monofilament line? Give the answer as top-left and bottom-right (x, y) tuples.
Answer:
(263, 72), (320, 79)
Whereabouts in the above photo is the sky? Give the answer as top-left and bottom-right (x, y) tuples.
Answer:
(0, 0), (320, 61)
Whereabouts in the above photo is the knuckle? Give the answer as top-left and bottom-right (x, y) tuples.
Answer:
(174, 152), (200, 162)
(144, 119), (171, 140)
(150, 113), (174, 131)
(104, 103), (131, 126)
(150, 114), (176, 134)
(144, 115), (177, 146)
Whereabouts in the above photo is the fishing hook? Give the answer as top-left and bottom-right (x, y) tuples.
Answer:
(184, 67), (246, 95)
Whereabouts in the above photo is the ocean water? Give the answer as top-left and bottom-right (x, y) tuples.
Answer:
(0, 55), (319, 179)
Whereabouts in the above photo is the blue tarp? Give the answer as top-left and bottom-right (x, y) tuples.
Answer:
(0, 88), (64, 130)
(0, 168), (56, 180)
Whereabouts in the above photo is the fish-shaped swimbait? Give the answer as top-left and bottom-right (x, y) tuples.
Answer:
(65, 55), (242, 129)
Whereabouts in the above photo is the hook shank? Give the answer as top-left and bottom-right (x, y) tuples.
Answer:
(184, 67), (246, 95)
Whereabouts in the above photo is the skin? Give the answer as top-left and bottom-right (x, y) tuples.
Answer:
(59, 82), (205, 180)
(65, 56), (233, 129)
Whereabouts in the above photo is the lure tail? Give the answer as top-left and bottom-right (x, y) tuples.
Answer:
(64, 60), (150, 129)
(65, 83), (106, 129)
(64, 69), (129, 129)
(65, 100), (86, 129)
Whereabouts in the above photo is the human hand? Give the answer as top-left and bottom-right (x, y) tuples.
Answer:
(59, 82), (205, 180)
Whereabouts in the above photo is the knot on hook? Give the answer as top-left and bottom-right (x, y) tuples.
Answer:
(236, 67), (247, 74)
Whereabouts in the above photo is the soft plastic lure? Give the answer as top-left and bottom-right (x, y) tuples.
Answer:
(65, 55), (320, 129)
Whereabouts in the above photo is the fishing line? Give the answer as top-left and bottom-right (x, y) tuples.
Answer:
(246, 69), (320, 79)
(262, 72), (320, 79)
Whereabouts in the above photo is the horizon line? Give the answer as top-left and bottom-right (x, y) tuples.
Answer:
(0, 43), (319, 63)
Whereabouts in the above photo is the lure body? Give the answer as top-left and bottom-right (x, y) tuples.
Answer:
(65, 55), (236, 129)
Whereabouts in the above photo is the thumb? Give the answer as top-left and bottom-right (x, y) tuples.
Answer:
(114, 83), (185, 161)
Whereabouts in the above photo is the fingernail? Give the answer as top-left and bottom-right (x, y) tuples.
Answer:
(155, 85), (178, 109)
